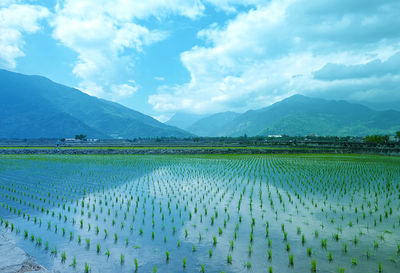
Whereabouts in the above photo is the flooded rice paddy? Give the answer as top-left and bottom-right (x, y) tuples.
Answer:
(0, 154), (399, 273)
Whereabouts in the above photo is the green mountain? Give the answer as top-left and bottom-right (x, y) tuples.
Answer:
(165, 112), (207, 130)
(187, 111), (240, 137)
(188, 95), (400, 137)
(0, 69), (192, 139)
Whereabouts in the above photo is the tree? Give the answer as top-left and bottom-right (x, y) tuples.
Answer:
(396, 131), (400, 141)
(75, 134), (87, 141)
(365, 135), (389, 144)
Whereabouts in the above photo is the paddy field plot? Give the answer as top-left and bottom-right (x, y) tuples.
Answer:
(0, 154), (399, 273)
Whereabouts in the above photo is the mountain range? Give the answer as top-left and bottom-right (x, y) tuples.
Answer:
(0, 69), (191, 139)
(165, 112), (207, 130)
(168, 95), (400, 137)
(1, 69), (399, 139)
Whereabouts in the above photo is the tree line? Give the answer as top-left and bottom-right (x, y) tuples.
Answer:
(365, 131), (400, 144)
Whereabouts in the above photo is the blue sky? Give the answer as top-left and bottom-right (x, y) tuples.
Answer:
(1, 0), (400, 121)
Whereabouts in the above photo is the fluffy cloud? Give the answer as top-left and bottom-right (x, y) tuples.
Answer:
(149, 0), (400, 113)
(111, 83), (138, 99)
(51, 0), (264, 101)
(306, 74), (400, 103)
(0, 3), (49, 68)
(204, 0), (264, 13)
(52, 0), (173, 100)
(313, 52), (400, 81)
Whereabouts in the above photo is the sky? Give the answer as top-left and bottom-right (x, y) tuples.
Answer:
(1, 0), (400, 121)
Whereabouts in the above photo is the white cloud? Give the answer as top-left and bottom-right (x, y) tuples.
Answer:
(111, 83), (138, 99)
(0, 0), (15, 7)
(204, 0), (265, 13)
(0, 3), (49, 68)
(55, 0), (205, 21)
(149, 0), (400, 114)
(313, 52), (400, 80)
(77, 81), (105, 97)
(51, 0), (211, 100)
(51, 0), (266, 101)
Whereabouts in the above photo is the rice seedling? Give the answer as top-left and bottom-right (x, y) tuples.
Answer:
(245, 261), (251, 269)
(51, 246), (57, 256)
(227, 254), (232, 264)
(134, 258), (138, 271)
(61, 251), (66, 263)
(321, 239), (327, 248)
(311, 259), (317, 272)
(333, 233), (339, 241)
(289, 254), (294, 266)
(366, 249), (371, 258)
(353, 235), (358, 245)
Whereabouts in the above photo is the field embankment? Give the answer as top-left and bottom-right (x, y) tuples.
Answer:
(0, 146), (399, 155)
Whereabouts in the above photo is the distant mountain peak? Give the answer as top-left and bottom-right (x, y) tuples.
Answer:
(286, 94), (307, 99)
(165, 112), (207, 130)
(185, 94), (400, 137)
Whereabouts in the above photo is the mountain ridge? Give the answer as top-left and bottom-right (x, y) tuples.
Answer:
(187, 111), (240, 137)
(165, 112), (207, 130)
(0, 69), (192, 139)
(181, 95), (400, 137)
